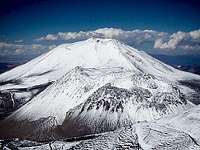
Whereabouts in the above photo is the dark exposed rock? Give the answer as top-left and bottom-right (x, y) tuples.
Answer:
(0, 82), (52, 120)
(179, 80), (200, 104)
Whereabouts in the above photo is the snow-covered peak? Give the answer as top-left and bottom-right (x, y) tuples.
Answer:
(86, 37), (117, 43)
(0, 38), (199, 90)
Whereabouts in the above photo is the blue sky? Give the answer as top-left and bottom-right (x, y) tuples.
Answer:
(1, 0), (200, 38)
(0, 0), (200, 63)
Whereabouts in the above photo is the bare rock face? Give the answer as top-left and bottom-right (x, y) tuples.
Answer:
(69, 123), (199, 150)
(0, 116), (58, 141)
(0, 90), (14, 110)
(1, 122), (199, 150)
(0, 82), (51, 119)
(57, 78), (187, 138)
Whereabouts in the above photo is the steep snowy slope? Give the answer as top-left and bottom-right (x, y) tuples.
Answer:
(5, 67), (132, 124)
(0, 66), (193, 140)
(57, 70), (192, 138)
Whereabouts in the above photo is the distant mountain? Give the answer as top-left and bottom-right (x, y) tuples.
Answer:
(172, 64), (200, 75)
(0, 63), (19, 74)
(152, 54), (200, 65)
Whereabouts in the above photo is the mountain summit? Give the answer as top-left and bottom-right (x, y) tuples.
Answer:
(0, 38), (199, 87)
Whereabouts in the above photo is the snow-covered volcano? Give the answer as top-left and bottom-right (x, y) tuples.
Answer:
(0, 38), (200, 141)
(0, 38), (199, 116)
(0, 38), (199, 88)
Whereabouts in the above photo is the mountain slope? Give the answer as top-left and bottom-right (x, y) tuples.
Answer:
(56, 71), (191, 138)
(0, 38), (200, 142)
(0, 67), (193, 140)
(158, 104), (200, 144)
(5, 67), (132, 124)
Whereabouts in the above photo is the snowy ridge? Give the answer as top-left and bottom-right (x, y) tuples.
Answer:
(5, 67), (132, 124)
(5, 67), (190, 124)
(57, 72), (191, 137)
(0, 66), (193, 140)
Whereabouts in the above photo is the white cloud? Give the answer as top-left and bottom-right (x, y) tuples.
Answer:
(14, 39), (24, 43)
(189, 29), (200, 39)
(15, 48), (25, 54)
(38, 34), (58, 41)
(36, 28), (166, 46)
(0, 42), (56, 56)
(154, 29), (200, 50)
(48, 44), (57, 50)
(1, 28), (200, 57)
(37, 28), (200, 52)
